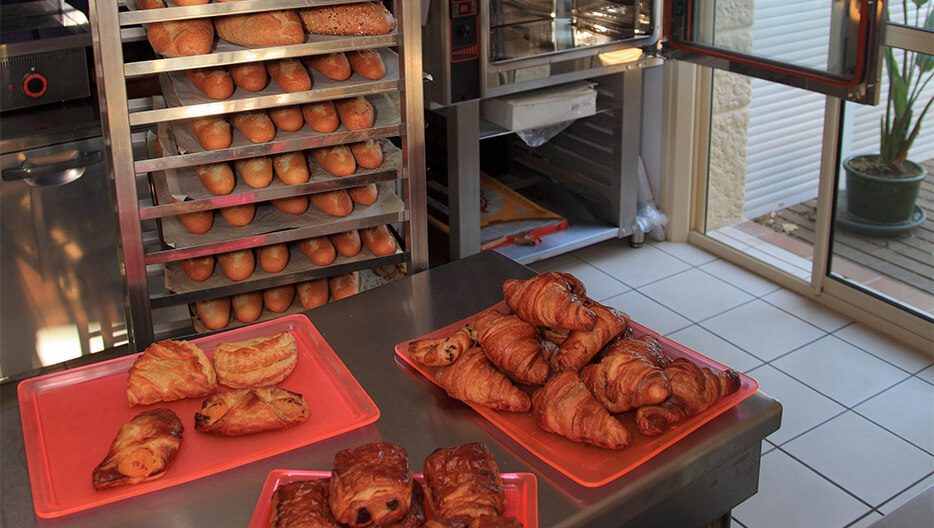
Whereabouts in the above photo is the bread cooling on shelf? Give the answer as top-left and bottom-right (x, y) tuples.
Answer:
(126, 339), (218, 406)
(194, 386), (309, 436)
(211, 331), (298, 389)
(92, 408), (183, 490)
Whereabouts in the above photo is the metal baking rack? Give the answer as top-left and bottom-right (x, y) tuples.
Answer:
(90, 0), (427, 348)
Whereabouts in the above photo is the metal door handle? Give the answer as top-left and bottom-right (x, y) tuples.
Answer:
(2, 150), (103, 183)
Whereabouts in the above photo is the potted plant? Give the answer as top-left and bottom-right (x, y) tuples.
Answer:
(843, 0), (933, 225)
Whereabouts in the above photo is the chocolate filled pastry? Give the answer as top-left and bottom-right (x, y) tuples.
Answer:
(212, 331), (297, 388)
(407, 324), (474, 367)
(387, 480), (428, 528)
(270, 478), (343, 528)
(329, 442), (414, 527)
(194, 386), (309, 436)
(126, 340), (217, 406)
(92, 408), (183, 490)
(422, 443), (506, 526)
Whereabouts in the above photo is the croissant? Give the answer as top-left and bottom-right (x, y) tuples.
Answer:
(502, 273), (596, 331)
(270, 478), (343, 528)
(92, 408), (183, 490)
(581, 337), (671, 413)
(532, 371), (630, 449)
(551, 301), (630, 372)
(423, 443), (506, 525)
(636, 358), (742, 436)
(604, 333), (670, 369)
(126, 339), (217, 406)
(472, 310), (549, 385)
(194, 386), (309, 436)
(435, 346), (531, 412)
(408, 324), (474, 366)
(329, 442), (413, 527)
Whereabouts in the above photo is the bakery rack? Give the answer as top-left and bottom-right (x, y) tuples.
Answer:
(88, 0), (428, 350)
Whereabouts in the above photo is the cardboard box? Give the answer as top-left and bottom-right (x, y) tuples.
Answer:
(480, 81), (597, 131)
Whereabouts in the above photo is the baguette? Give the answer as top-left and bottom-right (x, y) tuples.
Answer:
(138, 0), (214, 57)
(229, 63), (268, 92)
(296, 236), (337, 266)
(194, 162), (236, 195)
(217, 249), (255, 281)
(328, 230), (362, 257)
(301, 101), (340, 133)
(270, 195), (309, 215)
(174, 0), (208, 4)
(188, 117), (232, 151)
(231, 292), (263, 324)
(328, 272), (360, 301)
(257, 244), (290, 273)
(232, 111), (276, 144)
(268, 106), (305, 132)
(310, 189), (353, 217)
(347, 49), (386, 80)
(267, 59), (312, 93)
(178, 208), (213, 234)
(272, 152), (309, 185)
(219, 204), (255, 226)
(186, 68), (235, 99)
(297, 279), (329, 310)
(350, 139), (383, 169)
(234, 157), (273, 188)
(263, 284), (296, 313)
(178, 255), (215, 281)
(313, 145), (356, 177)
(334, 97), (375, 130)
(214, 10), (304, 47)
(361, 225), (397, 256)
(299, 2), (396, 36)
(303, 52), (351, 81)
(347, 184), (378, 206)
(195, 297), (230, 330)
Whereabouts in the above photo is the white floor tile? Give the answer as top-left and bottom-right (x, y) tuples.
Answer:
(746, 364), (846, 446)
(651, 240), (718, 266)
(772, 335), (911, 407)
(878, 475), (934, 514)
(638, 268), (754, 322)
(847, 511), (884, 528)
(732, 449), (871, 528)
(834, 324), (934, 374)
(700, 300), (826, 362)
(573, 241), (691, 288)
(920, 366), (934, 385)
(763, 288), (853, 332)
(783, 411), (934, 507)
(601, 290), (692, 336)
(532, 260), (630, 302)
(855, 376), (934, 453)
(699, 259), (781, 297)
(666, 325), (764, 372)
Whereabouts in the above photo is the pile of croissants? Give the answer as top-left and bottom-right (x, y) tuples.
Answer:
(407, 272), (742, 450)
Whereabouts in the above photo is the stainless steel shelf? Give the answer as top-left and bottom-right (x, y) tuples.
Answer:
(119, 0), (353, 25)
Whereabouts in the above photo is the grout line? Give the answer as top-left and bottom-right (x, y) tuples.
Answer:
(770, 443), (877, 510)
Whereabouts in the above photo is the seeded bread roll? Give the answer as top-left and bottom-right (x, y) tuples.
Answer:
(302, 101), (340, 133)
(186, 68), (235, 99)
(313, 145), (356, 177)
(273, 152), (310, 185)
(194, 162), (235, 195)
(188, 117), (232, 151)
(304, 52), (352, 81)
(232, 111), (276, 144)
(267, 59), (312, 92)
(214, 10), (304, 47)
(229, 63), (268, 92)
(299, 2), (396, 36)
(234, 157), (274, 188)
(220, 204), (256, 226)
(268, 106), (305, 132)
(347, 49), (386, 80)
(138, 0), (214, 57)
(335, 97), (375, 130)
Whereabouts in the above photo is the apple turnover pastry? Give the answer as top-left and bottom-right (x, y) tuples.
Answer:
(212, 331), (298, 388)
(194, 386), (309, 436)
(92, 408), (183, 490)
(329, 442), (414, 527)
(126, 340), (217, 406)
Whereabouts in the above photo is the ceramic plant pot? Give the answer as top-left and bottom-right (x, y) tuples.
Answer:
(843, 154), (926, 224)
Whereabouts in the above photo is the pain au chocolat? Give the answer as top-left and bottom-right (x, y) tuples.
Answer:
(212, 331), (298, 389)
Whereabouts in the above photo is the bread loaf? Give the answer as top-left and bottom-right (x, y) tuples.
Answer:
(234, 157), (273, 188)
(299, 2), (396, 36)
(347, 184), (378, 206)
(220, 204), (256, 226)
(335, 97), (375, 130)
(217, 249), (255, 281)
(178, 208), (214, 234)
(231, 292), (263, 323)
(232, 111), (276, 144)
(271, 195), (309, 215)
(361, 224), (397, 256)
(186, 68), (235, 99)
(195, 297), (231, 330)
(350, 139), (383, 169)
(268, 106), (305, 132)
(263, 284), (296, 313)
(214, 10), (304, 47)
(267, 59), (312, 93)
(273, 152), (309, 185)
(257, 244), (290, 273)
(347, 49), (386, 80)
(328, 272), (360, 301)
(328, 230), (362, 257)
(194, 162), (236, 195)
(301, 102), (340, 133)
(313, 145), (356, 177)
(174, 0), (208, 5)
(303, 52), (351, 81)
(229, 63), (268, 92)
(310, 189), (353, 216)
(297, 236), (337, 266)
(138, 0), (214, 57)
(179, 255), (215, 281)
(188, 117), (232, 151)
(297, 279), (329, 310)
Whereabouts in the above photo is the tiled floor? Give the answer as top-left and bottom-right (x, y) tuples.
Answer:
(526, 238), (934, 528)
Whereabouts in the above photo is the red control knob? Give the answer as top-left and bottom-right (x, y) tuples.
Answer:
(23, 73), (48, 98)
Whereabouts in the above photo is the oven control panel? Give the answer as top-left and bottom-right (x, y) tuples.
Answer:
(447, 0), (480, 102)
(1, 48), (91, 112)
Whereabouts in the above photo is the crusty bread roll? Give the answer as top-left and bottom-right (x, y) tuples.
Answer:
(257, 244), (290, 273)
(194, 162), (236, 195)
(138, 0), (214, 57)
(347, 49), (386, 80)
(234, 157), (273, 188)
(186, 68), (235, 99)
(328, 272), (360, 301)
(313, 145), (356, 177)
(174, 0), (208, 4)
(189, 117), (232, 151)
(301, 101), (340, 133)
(296, 236), (337, 266)
(347, 183), (379, 206)
(268, 106), (305, 132)
(220, 204), (256, 226)
(178, 208), (214, 234)
(297, 279), (329, 310)
(310, 189), (353, 216)
(271, 195), (309, 215)
(267, 59), (312, 93)
(218, 249), (255, 281)
(214, 10), (305, 47)
(263, 284), (296, 313)
(335, 97), (375, 130)
(195, 297), (231, 330)
(361, 224), (397, 256)
(350, 139), (383, 169)
(273, 152), (309, 185)
(232, 111), (276, 144)
(179, 255), (215, 281)
(329, 230), (362, 257)
(231, 292), (263, 323)
(299, 2), (396, 36)
(303, 52), (352, 81)
(229, 63), (268, 92)
(212, 331), (298, 388)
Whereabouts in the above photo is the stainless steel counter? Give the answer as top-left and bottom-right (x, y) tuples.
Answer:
(0, 250), (781, 527)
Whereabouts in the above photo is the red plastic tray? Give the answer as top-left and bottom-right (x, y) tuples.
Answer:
(249, 470), (538, 528)
(18, 314), (380, 519)
(394, 302), (758, 488)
